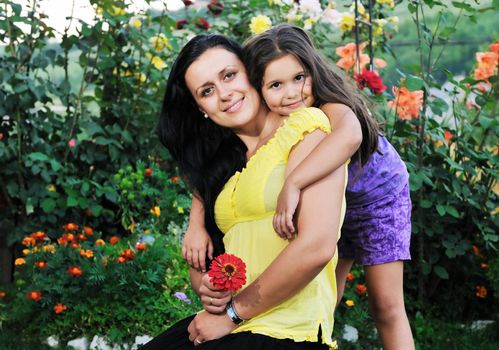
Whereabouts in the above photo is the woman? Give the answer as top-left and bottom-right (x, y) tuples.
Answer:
(143, 34), (346, 349)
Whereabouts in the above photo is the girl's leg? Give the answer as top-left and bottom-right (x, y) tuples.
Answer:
(335, 257), (354, 304)
(364, 261), (414, 350)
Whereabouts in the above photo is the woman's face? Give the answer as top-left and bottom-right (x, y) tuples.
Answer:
(185, 47), (262, 131)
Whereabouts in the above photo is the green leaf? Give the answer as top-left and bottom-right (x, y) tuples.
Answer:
(420, 199), (432, 208)
(28, 152), (49, 161)
(405, 75), (425, 91)
(26, 197), (34, 215)
(50, 159), (62, 171)
(434, 266), (449, 279)
(41, 198), (56, 213)
(67, 196), (78, 207)
(446, 206), (460, 218)
(436, 204), (446, 216)
(439, 26), (456, 39)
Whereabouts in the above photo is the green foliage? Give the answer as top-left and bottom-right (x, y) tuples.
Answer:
(0, 222), (200, 346)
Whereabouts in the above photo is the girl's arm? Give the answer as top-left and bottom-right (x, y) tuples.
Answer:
(273, 103), (362, 238)
(188, 128), (347, 342)
(182, 194), (213, 272)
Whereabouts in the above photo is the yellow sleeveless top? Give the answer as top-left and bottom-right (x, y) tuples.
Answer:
(214, 107), (346, 348)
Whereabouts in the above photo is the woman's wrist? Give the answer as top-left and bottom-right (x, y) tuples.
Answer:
(226, 297), (247, 325)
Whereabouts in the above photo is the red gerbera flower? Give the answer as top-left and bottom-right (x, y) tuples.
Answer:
(208, 0), (224, 15)
(208, 253), (246, 292)
(195, 17), (210, 31)
(355, 69), (387, 95)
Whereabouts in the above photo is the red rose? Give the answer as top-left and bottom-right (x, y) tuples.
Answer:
(176, 19), (188, 30)
(208, 253), (246, 292)
(195, 17), (210, 31)
(355, 69), (387, 95)
(208, 1), (223, 15)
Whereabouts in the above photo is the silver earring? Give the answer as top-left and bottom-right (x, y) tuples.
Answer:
(203, 112), (208, 119)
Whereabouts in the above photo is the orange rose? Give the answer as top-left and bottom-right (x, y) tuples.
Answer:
(67, 266), (83, 277)
(387, 86), (424, 120)
(26, 290), (42, 302)
(54, 303), (67, 314)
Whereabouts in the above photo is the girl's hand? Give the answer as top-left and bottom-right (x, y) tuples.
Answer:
(188, 310), (237, 345)
(182, 225), (214, 272)
(273, 181), (300, 239)
(198, 273), (231, 314)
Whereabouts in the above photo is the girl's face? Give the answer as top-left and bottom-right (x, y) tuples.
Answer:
(261, 54), (314, 116)
(185, 47), (263, 131)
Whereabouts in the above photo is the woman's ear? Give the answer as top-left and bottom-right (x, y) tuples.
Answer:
(199, 109), (209, 119)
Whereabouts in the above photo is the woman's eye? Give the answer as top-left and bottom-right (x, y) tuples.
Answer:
(270, 82), (281, 89)
(295, 74), (305, 81)
(224, 71), (236, 80)
(201, 87), (213, 97)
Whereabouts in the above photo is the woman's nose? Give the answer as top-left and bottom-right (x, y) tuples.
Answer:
(219, 86), (233, 100)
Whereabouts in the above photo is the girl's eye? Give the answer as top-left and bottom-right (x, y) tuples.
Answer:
(270, 82), (281, 89)
(295, 74), (305, 81)
(224, 71), (236, 80)
(201, 87), (214, 97)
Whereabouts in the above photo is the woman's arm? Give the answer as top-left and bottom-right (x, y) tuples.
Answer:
(273, 103), (361, 237)
(188, 128), (347, 342)
(183, 194), (213, 272)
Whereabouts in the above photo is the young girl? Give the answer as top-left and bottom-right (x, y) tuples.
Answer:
(183, 25), (414, 349)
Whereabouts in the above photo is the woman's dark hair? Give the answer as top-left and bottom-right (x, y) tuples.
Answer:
(157, 35), (247, 256)
(243, 24), (379, 165)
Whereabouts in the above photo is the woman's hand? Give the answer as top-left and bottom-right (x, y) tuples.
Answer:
(273, 180), (300, 239)
(188, 310), (237, 346)
(198, 273), (231, 313)
(182, 225), (214, 273)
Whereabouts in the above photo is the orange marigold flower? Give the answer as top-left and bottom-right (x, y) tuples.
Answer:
(95, 239), (106, 246)
(15, 258), (26, 266)
(26, 290), (42, 302)
(475, 285), (487, 299)
(136, 242), (147, 251)
(54, 303), (67, 314)
(355, 284), (367, 295)
(80, 249), (94, 258)
(144, 168), (153, 177)
(117, 256), (126, 264)
(345, 299), (355, 307)
(67, 266), (83, 277)
(480, 263), (489, 269)
(208, 253), (247, 292)
(78, 234), (87, 241)
(34, 261), (48, 269)
(0, 291), (6, 297)
(387, 86), (424, 120)
(22, 249), (30, 255)
(63, 223), (79, 231)
(471, 245), (482, 256)
(346, 273), (355, 282)
(70, 243), (81, 249)
(22, 236), (36, 246)
(83, 226), (94, 235)
(31, 231), (47, 241)
(119, 249), (135, 262)
(171, 176), (180, 183)
(109, 236), (120, 245)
